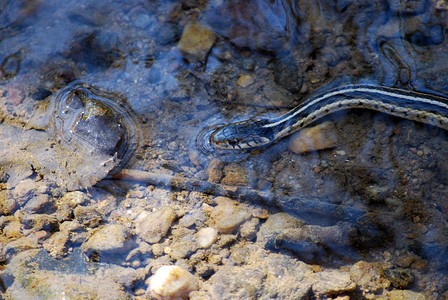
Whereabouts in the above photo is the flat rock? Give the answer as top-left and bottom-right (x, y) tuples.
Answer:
(289, 121), (339, 154)
(135, 207), (176, 244)
(178, 22), (215, 62)
(81, 223), (133, 255)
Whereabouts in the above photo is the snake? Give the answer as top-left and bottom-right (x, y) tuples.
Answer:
(196, 84), (448, 154)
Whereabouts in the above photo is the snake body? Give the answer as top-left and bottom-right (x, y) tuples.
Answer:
(196, 85), (448, 154)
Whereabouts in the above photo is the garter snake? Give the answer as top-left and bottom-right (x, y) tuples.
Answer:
(196, 84), (448, 154)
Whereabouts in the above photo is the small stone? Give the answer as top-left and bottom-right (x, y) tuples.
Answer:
(81, 224), (133, 255)
(210, 197), (250, 233)
(221, 163), (248, 186)
(349, 261), (390, 293)
(135, 207), (176, 244)
(289, 121), (339, 154)
(386, 290), (427, 300)
(59, 191), (91, 207)
(178, 22), (215, 62)
(237, 75), (255, 88)
(74, 205), (102, 227)
(3, 220), (22, 239)
(206, 159), (223, 183)
(382, 267), (413, 289)
(149, 265), (198, 299)
(43, 231), (70, 258)
(196, 227), (218, 248)
(312, 270), (356, 297)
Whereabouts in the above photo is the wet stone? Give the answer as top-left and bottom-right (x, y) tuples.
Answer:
(237, 74), (255, 88)
(349, 261), (390, 293)
(73, 205), (103, 227)
(134, 207), (176, 244)
(177, 22), (215, 62)
(196, 227), (218, 248)
(210, 197), (251, 233)
(205, 158), (223, 183)
(311, 269), (356, 297)
(383, 267), (414, 289)
(43, 231), (70, 258)
(148, 265), (198, 299)
(289, 121), (339, 154)
(221, 163), (248, 186)
(81, 223), (133, 255)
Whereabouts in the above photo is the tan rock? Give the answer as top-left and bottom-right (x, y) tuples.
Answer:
(289, 121), (339, 154)
(135, 207), (176, 244)
(210, 197), (250, 233)
(237, 75), (255, 88)
(149, 265), (198, 299)
(178, 22), (215, 62)
(221, 163), (248, 186)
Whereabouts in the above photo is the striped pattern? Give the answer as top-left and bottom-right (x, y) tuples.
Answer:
(196, 85), (448, 153)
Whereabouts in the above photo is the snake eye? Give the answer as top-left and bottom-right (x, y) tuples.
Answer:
(228, 139), (239, 146)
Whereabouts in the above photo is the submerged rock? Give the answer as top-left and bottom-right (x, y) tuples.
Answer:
(177, 22), (215, 62)
(149, 265), (198, 299)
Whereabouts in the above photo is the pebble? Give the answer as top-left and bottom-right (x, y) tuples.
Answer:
(311, 269), (356, 297)
(289, 121), (339, 154)
(81, 224), (133, 254)
(221, 163), (248, 186)
(177, 22), (215, 62)
(349, 261), (390, 293)
(205, 159), (223, 183)
(149, 265), (198, 299)
(210, 197), (250, 233)
(135, 207), (176, 244)
(237, 75), (255, 88)
(196, 227), (218, 248)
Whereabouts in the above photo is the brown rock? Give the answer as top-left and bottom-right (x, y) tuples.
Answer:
(134, 207), (176, 244)
(178, 22), (215, 62)
(289, 121), (339, 154)
(210, 197), (250, 233)
(221, 163), (248, 186)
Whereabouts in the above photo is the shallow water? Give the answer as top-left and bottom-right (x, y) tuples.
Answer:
(1, 0), (448, 298)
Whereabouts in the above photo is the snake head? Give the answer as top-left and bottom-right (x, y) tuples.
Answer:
(196, 119), (273, 155)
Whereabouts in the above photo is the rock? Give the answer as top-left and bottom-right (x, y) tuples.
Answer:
(177, 22), (215, 62)
(386, 289), (427, 300)
(58, 191), (91, 207)
(239, 218), (259, 241)
(210, 197), (250, 233)
(2, 237), (39, 260)
(4, 250), (130, 299)
(135, 207), (176, 244)
(221, 163), (248, 186)
(81, 224), (133, 255)
(0, 190), (18, 215)
(349, 261), (390, 293)
(237, 75), (255, 88)
(74, 205), (102, 227)
(149, 265), (198, 299)
(196, 227), (218, 248)
(289, 121), (339, 154)
(43, 231), (70, 258)
(257, 212), (304, 247)
(23, 194), (55, 214)
(382, 267), (413, 289)
(2, 220), (22, 239)
(312, 270), (356, 297)
(205, 159), (223, 183)
(201, 247), (313, 299)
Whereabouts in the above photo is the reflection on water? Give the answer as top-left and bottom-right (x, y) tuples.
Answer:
(1, 0), (448, 298)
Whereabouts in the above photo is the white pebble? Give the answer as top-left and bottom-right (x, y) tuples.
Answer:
(197, 227), (218, 248)
(149, 266), (198, 299)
